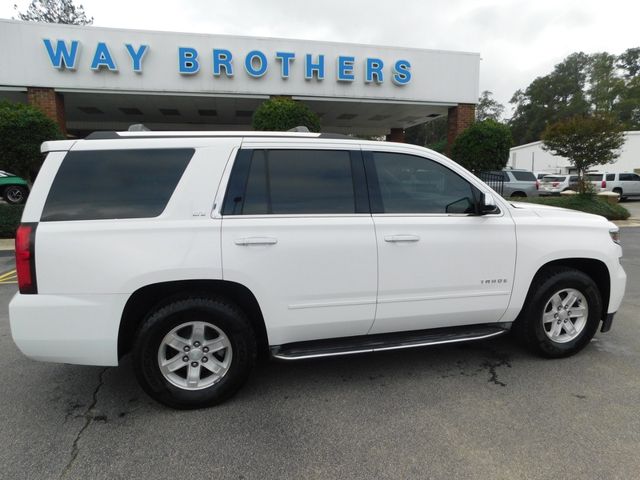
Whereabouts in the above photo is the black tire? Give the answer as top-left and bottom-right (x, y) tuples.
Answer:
(133, 296), (256, 409)
(3, 185), (28, 205)
(510, 192), (527, 198)
(512, 267), (602, 358)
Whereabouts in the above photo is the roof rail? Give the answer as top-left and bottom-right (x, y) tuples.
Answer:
(128, 123), (151, 132)
(83, 130), (354, 140)
(85, 131), (120, 140)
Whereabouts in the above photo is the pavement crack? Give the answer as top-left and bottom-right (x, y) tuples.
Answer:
(482, 356), (511, 387)
(59, 367), (108, 479)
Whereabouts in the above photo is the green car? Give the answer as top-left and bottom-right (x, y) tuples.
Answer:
(0, 170), (29, 205)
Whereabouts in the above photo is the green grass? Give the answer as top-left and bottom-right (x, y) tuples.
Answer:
(515, 194), (630, 220)
(0, 204), (24, 238)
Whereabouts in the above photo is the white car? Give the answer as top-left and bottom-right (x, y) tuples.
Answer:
(534, 171), (554, 181)
(539, 174), (580, 195)
(9, 131), (627, 409)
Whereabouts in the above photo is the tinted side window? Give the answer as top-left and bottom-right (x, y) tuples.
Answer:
(606, 174), (616, 181)
(41, 149), (193, 221)
(227, 149), (356, 215)
(511, 171), (536, 181)
(370, 152), (476, 214)
(619, 173), (640, 181)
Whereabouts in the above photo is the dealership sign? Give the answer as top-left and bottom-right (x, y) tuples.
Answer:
(42, 40), (412, 85)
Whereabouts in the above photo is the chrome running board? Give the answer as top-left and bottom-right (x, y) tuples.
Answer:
(271, 323), (510, 361)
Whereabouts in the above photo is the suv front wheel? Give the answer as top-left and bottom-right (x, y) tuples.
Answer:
(133, 297), (256, 409)
(513, 267), (602, 358)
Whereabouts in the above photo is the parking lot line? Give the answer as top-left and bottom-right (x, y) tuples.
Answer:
(0, 269), (17, 284)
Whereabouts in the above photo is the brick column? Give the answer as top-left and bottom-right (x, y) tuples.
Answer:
(386, 127), (405, 143)
(27, 87), (66, 135)
(446, 103), (475, 154)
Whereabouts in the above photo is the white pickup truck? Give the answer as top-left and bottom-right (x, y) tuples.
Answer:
(9, 131), (626, 409)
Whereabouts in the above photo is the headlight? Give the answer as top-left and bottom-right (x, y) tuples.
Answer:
(609, 228), (620, 244)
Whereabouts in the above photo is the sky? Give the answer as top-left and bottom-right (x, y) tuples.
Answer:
(2, 0), (640, 117)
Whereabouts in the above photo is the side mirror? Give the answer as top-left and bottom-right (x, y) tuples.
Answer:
(478, 192), (500, 215)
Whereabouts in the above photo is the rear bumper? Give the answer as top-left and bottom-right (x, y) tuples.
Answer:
(9, 292), (127, 366)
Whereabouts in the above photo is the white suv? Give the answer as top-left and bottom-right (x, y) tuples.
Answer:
(9, 131), (627, 409)
(588, 172), (640, 200)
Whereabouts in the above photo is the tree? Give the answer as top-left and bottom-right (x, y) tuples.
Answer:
(509, 52), (590, 145)
(252, 97), (320, 132)
(588, 52), (624, 113)
(0, 101), (63, 181)
(14, 0), (93, 25)
(614, 47), (640, 129)
(476, 90), (504, 122)
(509, 48), (640, 145)
(617, 47), (640, 79)
(542, 115), (624, 193)
(450, 120), (512, 172)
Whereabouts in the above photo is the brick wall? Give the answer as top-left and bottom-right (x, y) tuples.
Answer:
(386, 127), (405, 142)
(27, 87), (66, 135)
(446, 103), (475, 154)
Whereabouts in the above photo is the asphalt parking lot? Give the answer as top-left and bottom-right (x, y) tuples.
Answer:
(0, 229), (639, 480)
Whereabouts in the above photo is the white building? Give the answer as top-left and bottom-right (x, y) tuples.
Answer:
(509, 131), (640, 174)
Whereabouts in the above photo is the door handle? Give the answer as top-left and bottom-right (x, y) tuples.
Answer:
(234, 237), (278, 246)
(384, 234), (420, 243)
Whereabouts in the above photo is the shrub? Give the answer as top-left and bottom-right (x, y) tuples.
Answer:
(451, 120), (512, 171)
(0, 204), (24, 238)
(516, 194), (630, 221)
(0, 101), (63, 181)
(252, 97), (321, 132)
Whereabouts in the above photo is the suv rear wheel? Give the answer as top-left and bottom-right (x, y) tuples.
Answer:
(513, 267), (601, 358)
(133, 296), (256, 409)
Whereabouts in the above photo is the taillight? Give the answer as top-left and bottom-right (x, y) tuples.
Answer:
(536, 180), (540, 190)
(552, 182), (559, 187)
(602, 180), (606, 188)
(15, 223), (37, 294)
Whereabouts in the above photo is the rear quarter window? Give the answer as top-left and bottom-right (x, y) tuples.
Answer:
(511, 171), (536, 181)
(41, 149), (194, 221)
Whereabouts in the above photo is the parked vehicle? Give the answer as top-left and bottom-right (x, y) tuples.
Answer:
(539, 175), (580, 196)
(488, 169), (540, 198)
(9, 131), (626, 409)
(535, 171), (554, 180)
(0, 170), (29, 205)
(588, 172), (640, 200)
(587, 172), (610, 194)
